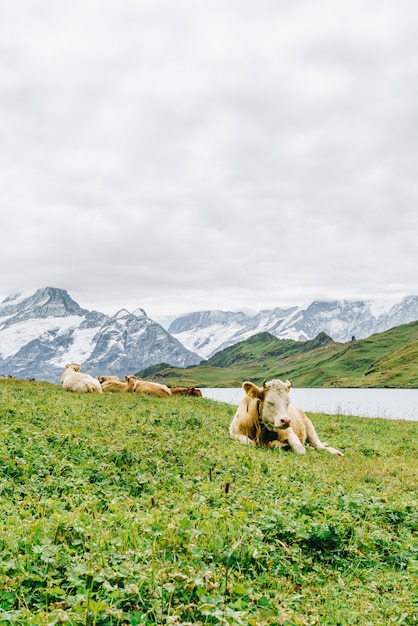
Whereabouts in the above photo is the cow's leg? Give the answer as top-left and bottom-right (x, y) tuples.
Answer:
(305, 417), (344, 456)
(230, 433), (256, 445)
(283, 429), (306, 455)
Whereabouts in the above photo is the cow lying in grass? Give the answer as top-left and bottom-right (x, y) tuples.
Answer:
(170, 386), (203, 397)
(100, 378), (129, 392)
(229, 378), (343, 455)
(96, 375), (119, 384)
(125, 375), (171, 397)
(61, 363), (102, 394)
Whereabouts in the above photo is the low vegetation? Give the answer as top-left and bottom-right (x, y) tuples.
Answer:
(138, 321), (418, 388)
(0, 379), (417, 624)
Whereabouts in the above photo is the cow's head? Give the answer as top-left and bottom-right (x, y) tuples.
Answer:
(242, 378), (293, 431)
(65, 363), (81, 372)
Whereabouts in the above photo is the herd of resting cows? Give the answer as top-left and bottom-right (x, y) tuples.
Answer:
(61, 363), (344, 457)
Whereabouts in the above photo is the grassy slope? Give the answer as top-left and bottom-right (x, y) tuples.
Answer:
(0, 379), (417, 625)
(138, 322), (418, 388)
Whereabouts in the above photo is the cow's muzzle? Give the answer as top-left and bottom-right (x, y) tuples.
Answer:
(276, 417), (291, 429)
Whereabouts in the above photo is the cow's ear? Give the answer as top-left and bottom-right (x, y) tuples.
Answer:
(243, 381), (263, 399)
(284, 379), (292, 391)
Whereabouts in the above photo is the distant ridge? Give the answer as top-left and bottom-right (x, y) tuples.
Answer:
(137, 322), (418, 389)
(168, 296), (418, 359)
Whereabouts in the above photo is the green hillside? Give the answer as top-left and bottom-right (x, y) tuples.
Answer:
(137, 321), (418, 388)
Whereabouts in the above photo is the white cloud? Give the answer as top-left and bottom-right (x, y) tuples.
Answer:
(1, 0), (418, 319)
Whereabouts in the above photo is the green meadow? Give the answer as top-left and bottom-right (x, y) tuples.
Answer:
(0, 379), (417, 625)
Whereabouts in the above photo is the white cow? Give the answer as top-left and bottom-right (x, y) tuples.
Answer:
(229, 378), (343, 455)
(61, 363), (102, 393)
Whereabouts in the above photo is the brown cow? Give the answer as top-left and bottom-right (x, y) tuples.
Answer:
(101, 379), (129, 392)
(97, 375), (119, 384)
(229, 378), (343, 455)
(170, 386), (203, 397)
(125, 375), (171, 397)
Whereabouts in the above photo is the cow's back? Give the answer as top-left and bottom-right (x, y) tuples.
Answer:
(134, 381), (171, 397)
(61, 370), (78, 391)
(62, 370), (102, 393)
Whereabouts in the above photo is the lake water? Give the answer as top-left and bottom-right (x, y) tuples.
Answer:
(201, 387), (418, 422)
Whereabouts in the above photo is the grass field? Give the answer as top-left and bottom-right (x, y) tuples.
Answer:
(0, 379), (417, 625)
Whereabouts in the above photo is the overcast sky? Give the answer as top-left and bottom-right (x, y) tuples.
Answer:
(1, 0), (418, 323)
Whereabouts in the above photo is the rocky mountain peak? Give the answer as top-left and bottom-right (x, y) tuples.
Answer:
(0, 287), (85, 321)
(0, 287), (201, 382)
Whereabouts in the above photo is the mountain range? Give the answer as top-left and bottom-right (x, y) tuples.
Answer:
(168, 296), (418, 359)
(0, 287), (200, 382)
(1, 287), (418, 383)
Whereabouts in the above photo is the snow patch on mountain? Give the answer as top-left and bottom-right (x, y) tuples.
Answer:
(49, 326), (100, 366)
(0, 316), (85, 359)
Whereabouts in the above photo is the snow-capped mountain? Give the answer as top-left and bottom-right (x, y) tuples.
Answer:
(2, 287), (418, 382)
(0, 287), (201, 382)
(168, 296), (418, 359)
